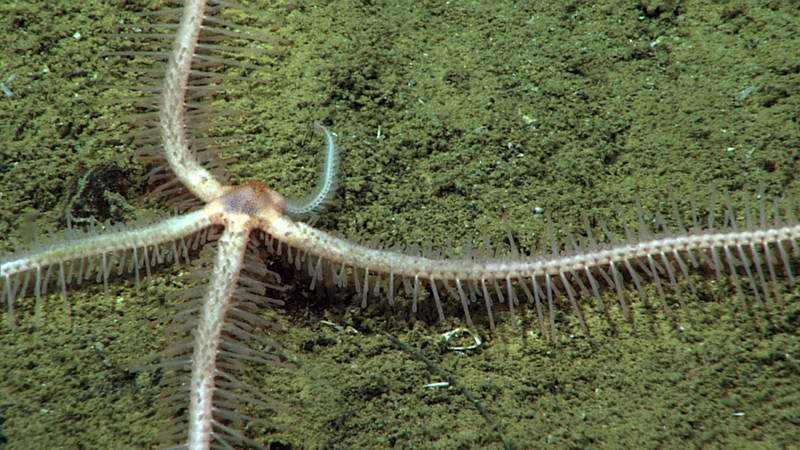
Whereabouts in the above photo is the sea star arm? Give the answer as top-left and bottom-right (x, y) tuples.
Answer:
(187, 217), (249, 449)
(1, 210), (215, 281)
(1, 209), (215, 326)
(159, 0), (224, 202)
(284, 122), (339, 218)
(260, 209), (800, 333)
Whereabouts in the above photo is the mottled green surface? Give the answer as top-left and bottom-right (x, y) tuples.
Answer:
(1, 0), (799, 448)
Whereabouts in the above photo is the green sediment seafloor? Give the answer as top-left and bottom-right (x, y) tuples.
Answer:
(1, 0), (798, 448)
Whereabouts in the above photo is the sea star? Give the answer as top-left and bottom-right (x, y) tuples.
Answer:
(1, 0), (800, 450)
